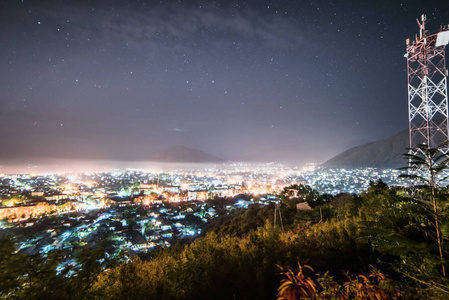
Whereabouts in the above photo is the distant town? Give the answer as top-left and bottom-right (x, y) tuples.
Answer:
(0, 163), (412, 272)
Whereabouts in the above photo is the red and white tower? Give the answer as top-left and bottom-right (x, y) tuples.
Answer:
(406, 14), (449, 152)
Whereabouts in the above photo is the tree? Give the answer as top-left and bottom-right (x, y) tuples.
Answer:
(2, 196), (21, 207)
(400, 143), (449, 276)
(20, 251), (68, 299)
(367, 179), (389, 194)
(281, 184), (319, 209)
(0, 236), (24, 296)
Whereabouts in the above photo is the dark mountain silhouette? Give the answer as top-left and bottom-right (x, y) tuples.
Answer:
(323, 129), (409, 169)
(148, 146), (223, 163)
(236, 139), (370, 165)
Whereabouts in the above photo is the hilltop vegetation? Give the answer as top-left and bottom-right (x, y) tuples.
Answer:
(1, 179), (449, 299)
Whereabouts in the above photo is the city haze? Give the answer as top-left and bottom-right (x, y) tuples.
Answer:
(1, 1), (448, 170)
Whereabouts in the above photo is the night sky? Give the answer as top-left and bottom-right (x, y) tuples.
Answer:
(1, 0), (449, 167)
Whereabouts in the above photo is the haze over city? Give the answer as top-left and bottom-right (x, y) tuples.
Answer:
(1, 0), (448, 173)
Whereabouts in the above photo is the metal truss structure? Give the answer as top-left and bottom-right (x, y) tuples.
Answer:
(406, 15), (449, 154)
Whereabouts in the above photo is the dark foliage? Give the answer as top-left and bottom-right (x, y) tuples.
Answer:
(2, 181), (449, 299)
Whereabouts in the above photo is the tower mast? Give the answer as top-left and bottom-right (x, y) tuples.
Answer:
(406, 15), (449, 154)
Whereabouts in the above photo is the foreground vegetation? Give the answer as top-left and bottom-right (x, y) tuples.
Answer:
(1, 178), (448, 299)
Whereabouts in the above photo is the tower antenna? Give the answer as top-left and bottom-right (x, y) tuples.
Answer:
(406, 15), (449, 155)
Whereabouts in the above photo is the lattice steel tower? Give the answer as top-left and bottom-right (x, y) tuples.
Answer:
(406, 15), (449, 152)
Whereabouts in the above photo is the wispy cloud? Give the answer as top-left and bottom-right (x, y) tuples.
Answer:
(171, 127), (186, 132)
(28, 2), (303, 52)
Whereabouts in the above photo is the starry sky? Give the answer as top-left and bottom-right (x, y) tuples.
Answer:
(1, 0), (448, 166)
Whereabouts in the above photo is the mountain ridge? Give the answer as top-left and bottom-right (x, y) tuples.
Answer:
(236, 139), (370, 165)
(322, 129), (409, 169)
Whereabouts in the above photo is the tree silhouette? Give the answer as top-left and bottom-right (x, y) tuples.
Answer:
(400, 143), (449, 276)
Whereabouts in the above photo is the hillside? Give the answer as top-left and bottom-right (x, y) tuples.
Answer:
(148, 146), (224, 163)
(237, 139), (369, 165)
(323, 129), (409, 169)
